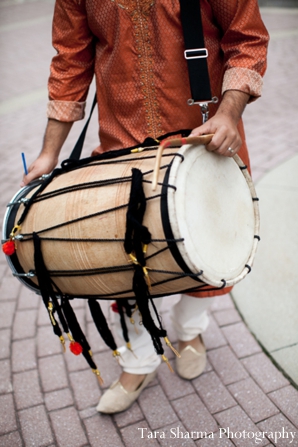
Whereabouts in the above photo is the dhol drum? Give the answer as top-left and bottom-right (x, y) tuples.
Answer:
(2, 136), (260, 300)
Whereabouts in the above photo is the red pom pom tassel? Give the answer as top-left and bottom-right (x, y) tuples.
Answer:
(2, 240), (16, 256)
(69, 341), (83, 355)
(111, 302), (119, 313)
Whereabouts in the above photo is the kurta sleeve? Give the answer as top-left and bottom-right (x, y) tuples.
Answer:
(210, 0), (269, 101)
(47, 0), (95, 122)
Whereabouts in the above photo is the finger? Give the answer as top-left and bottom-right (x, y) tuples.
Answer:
(225, 146), (236, 157)
(205, 126), (228, 152)
(212, 131), (242, 157)
(22, 167), (41, 186)
(220, 136), (242, 157)
(190, 122), (212, 137)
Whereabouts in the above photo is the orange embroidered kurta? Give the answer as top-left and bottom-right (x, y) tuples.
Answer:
(47, 0), (269, 297)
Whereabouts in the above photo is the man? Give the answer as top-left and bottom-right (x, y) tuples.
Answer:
(22, 0), (269, 413)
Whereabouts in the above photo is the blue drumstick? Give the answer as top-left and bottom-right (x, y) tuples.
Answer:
(21, 152), (28, 175)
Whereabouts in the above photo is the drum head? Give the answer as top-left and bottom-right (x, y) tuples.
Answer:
(166, 144), (258, 287)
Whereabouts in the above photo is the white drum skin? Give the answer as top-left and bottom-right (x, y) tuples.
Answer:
(167, 144), (259, 288)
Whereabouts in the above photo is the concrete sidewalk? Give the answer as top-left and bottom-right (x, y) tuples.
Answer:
(0, 2), (298, 447)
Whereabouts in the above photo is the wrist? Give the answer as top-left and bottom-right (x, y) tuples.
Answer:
(217, 90), (250, 123)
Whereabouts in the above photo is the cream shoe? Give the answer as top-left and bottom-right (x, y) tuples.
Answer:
(96, 371), (156, 414)
(175, 336), (206, 380)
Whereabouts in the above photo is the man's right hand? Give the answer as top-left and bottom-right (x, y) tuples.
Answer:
(21, 152), (59, 186)
(20, 118), (73, 187)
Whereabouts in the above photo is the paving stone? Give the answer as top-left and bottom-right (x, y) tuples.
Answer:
(0, 359), (12, 394)
(204, 358), (213, 373)
(138, 385), (178, 430)
(13, 369), (43, 410)
(0, 431), (23, 447)
(19, 405), (54, 447)
(87, 320), (110, 353)
(39, 354), (68, 392)
(45, 388), (74, 411)
(171, 393), (218, 435)
(241, 352), (289, 393)
(215, 406), (269, 447)
(64, 349), (91, 375)
(12, 309), (37, 340)
(221, 322), (262, 358)
(69, 368), (101, 410)
(213, 308), (242, 327)
(114, 401), (144, 428)
(157, 422), (197, 446)
(0, 276), (21, 301)
(268, 386), (298, 428)
(83, 414), (123, 447)
(0, 262), (8, 284)
(258, 413), (298, 447)
(157, 361), (194, 401)
(92, 350), (122, 389)
(201, 314), (227, 351)
(193, 371), (237, 414)
(12, 338), (37, 372)
(18, 286), (40, 309)
(228, 378), (279, 423)
(49, 407), (88, 447)
(0, 329), (11, 360)
(37, 324), (64, 357)
(0, 301), (16, 329)
(79, 406), (98, 419)
(121, 421), (160, 447)
(208, 346), (249, 385)
(196, 432), (236, 447)
(0, 394), (17, 435)
(37, 301), (51, 326)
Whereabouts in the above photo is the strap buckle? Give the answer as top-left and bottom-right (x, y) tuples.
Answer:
(187, 97), (219, 123)
(184, 48), (208, 60)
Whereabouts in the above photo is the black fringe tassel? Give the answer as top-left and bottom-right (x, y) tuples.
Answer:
(124, 168), (167, 355)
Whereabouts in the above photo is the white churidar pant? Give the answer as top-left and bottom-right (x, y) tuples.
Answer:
(113, 294), (214, 374)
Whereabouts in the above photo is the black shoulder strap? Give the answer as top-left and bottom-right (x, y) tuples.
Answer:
(69, 94), (97, 160)
(179, 0), (212, 103)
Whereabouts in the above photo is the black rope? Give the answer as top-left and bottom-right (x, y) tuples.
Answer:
(16, 129), (191, 227)
(116, 300), (130, 344)
(123, 168), (168, 355)
(134, 265), (166, 355)
(32, 177), (132, 202)
(61, 297), (97, 370)
(121, 300), (135, 319)
(45, 264), (133, 277)
(33, 232), (63, 338)
(21, 193), (164, 238)
(124, 168), (151, 261)
(88, 299), (118, 351)
(17, 168), (62, 226)
(20, 236), (184, 244)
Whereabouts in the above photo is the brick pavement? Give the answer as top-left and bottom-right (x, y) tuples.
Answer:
(0, 2), (298, 447)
